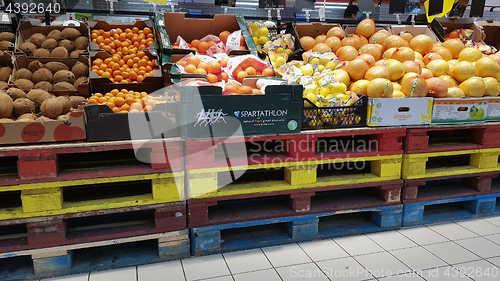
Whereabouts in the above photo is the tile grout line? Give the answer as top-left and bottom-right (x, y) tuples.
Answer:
(295, 242), (333, 281)
(220, 253), (236, 281)
(180, 258), (189, 281)
(136, 266), (139, 281)
(259, 247), (285, 281)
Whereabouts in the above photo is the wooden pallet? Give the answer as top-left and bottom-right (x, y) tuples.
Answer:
(403, 172), (500, 202)
(0, 171), (184, 221)
(187, 154), (402, 199)
(188, 180), (403, 227)
(404, 122), (500, 154)
(0, 138), (184, 184)
(0, 229), (189, 280)
(0, 201), (186, 253)
(185, 127), (405, 170)
(191, 204), (403, 256)
(402, 148), (500, 180)
(402, 193), (500, 227)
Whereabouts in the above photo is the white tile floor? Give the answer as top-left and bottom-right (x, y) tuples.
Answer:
(41, 216), (500, 281)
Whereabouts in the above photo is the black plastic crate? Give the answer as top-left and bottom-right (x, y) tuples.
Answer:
(302, 95), (367, 130)
(258, 22), (304, 62)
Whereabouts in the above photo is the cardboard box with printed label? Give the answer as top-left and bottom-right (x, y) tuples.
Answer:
(477, 21), (500, 50)
(367, 97), (433, 127)
(486, 97), (500, 121)
(436, 19), (486, 43)
(390, 25), (441, 42)
(431, 98), (488, 123)
(178, 77), (303, 139)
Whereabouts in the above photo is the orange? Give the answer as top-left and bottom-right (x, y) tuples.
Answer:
(220, 58), (228, 68)
(207, 74), (218, 83)
(236, 71), (248, 83)
(113, 70), (121, 77)
(219, 31), (231, 44)
(98, 97), (108, 104)
(252, 89), (263, 95)
(220, 72), (229, 82)
(114, 40), (122, 48)
(102, 71), (112, 78)
(114, 97), (125, 107)
(110, 89), (119, 96)
(129, 71), (138, 81)
(114, 33), (120, 40)
(137, 51), (145, 58)
(120, 103), (130, 111)
(137, 75), (145, 82)
(119, 33), (127, 41)
(125, 96), (136, 105)
(138, 59), (148, 67)
(87, 98), (98, 104)
(245, 67), (256, 76)
(144, 105), (153, 112)
(103, 38), (112, 45)
(238, 86), (253, 95)
(104, 93), (114, 98)
(186, 56), (201, 67)
(262, 68), (274, 76)
(176, 61), (187, 67)
(129, 109), (140, 113)
(198, 62), (209, 72)
(96, 36), (104, 44)
(239, 46), (247, 50)
(185, 65), (196, 73)
(198, 42), (209, 53)
(114, 75), (124, 82)
(130, 103), (143, 112)
(105, 101), (115, 109)
(98, 29), (105, 35)
(93, 93), (104, 98)
(122, 72), (129, 79)
(208, 61), (221, 74)
(103, 31), (111, 38)
(104, 58), (113, 64)
(112, 107), (121, 113)
(132, 27), (139, 34)
(208, 41), (216, 47)
(143, 27), (152, 35)
(116, 92), (125, 98)
(195, 68), (207, 75)
(224, 82), (240, 93)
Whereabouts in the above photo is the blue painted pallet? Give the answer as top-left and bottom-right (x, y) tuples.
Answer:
(190, 204), (403, 256)
(0, 230), (190, 280)
(403, 193), (500, 227)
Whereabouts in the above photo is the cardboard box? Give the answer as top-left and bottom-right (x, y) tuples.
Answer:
(87, 19), (159, 53)
(477, 21), (500, 50)
(294, 23), (343, 39)
(390, 25), (441, 42)
(367, 97), (433, 127)
(8, 54), (90, 98)
(157, 13), (257, 56)
(0, 50), (13, 69)
(15, 21), (90, 57)
(84, 83), (179, 142)
(0, 108), (86, 145)
(486, 97), (500, 121)
(89, 50), (163, 94)
(436, 19), (486, 43)
(177, 77), (303, 139)
(431, 98), (488, 123)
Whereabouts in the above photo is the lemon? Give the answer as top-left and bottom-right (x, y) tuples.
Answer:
(253, 37), (259, 45)
(319, 87), (331, 97)
(325, 61), (337, 70)
(285, 49), (292, 55)
(258, 27), (269, 37)
(258, 36), (268, 45)
(249, 23), (259, 32)
(275, 56), (286, 66)
(252, 29), (260, 38)
(330, 83), (347, 95)
(310, 58), (320, 65)
(274, 47), (285, 53)
(306, 93), (318, 104)
(301, 64), (314, 76)
(318, 65), (325, 72)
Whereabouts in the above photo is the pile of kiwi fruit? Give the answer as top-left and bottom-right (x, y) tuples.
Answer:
(19, 27), (88, 58)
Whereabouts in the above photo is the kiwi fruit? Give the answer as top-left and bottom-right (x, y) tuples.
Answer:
(50, 46), (69, 58)
(75, 37), (89, 50)
(59, 40), (74, 52)
(57, 96), (72, 114)
(44, 62), (69, 74)
(15, 79), (34, 92)
(0, 32), (15, 42)
(29, 33), (46, 47)
(62, 28), (81, 40)
(34, 81), (53, 91)
(13, 98), (36, 116)
(41, 97), (63, 119)
(0, 66), (12, 82)
(41, 38), (58, 50)
(47, 30), (62, 41)
(28, 60), (44, 73)
(32, 68), (53, 84)
(27, 89), (51, 104)
(17, 113), (37, 122)
(70, 50), (85, 58)
(0, 92), (13, 118)
(33, 48), (50, 58)
(53, 70), (75, 83)
(0, 41), (13, 51)
(71, 62), (88, 78)
(14, 68), (33, 81)
(6, 87), (27, 101)
(20, 42), (37, 56)
(74, 77), (88, 89)
(69, 96), (86, 109)
(54, 82), (76, 91)
(0, 81), (7, 90)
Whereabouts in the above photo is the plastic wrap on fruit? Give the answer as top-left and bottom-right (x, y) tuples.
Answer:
(175, 36), (190, 49)
(226, 30), (242, 53)
(465, 40), (476, 48)
(302, 51), (339, 69)
(459, 28), (475, 41)
(303, 84), (319, 96)
(476, 42), (497, 55)
(227, 54), (268, 79)
(267, 51), (288, 70)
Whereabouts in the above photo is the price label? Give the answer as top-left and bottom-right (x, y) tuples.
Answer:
(144, 0), (167, 4)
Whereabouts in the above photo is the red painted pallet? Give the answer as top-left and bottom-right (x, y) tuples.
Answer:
(0, 201), (186, 254)
(403, 171), (500, 203)
(0, 138), (183, 185)
(185, 127), (405, 170)
(404, 122), (500, 154)
(187, 179), (403, 228)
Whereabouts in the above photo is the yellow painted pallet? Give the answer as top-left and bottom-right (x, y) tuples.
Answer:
(0, 172), (184, 221)
(402, 148), (500, 180)
(187, 155), (402, 199)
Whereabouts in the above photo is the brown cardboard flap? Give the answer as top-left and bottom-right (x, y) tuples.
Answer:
(477, 21), (500, 50)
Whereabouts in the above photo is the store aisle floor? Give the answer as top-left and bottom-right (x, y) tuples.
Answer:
(41, 216), (500, 281)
